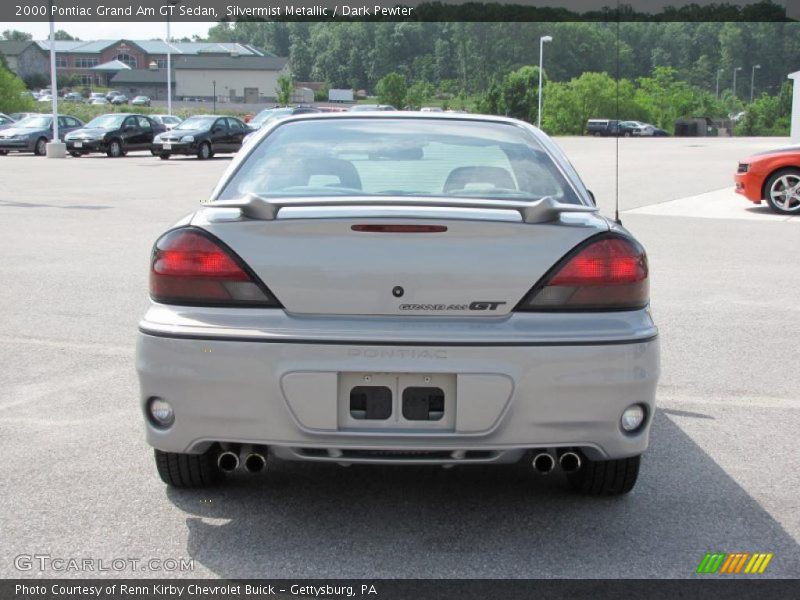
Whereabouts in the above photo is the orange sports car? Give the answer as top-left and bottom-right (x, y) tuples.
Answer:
(735, 145), (800, 214)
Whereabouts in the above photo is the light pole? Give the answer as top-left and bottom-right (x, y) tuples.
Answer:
(213, 80), (216, 113)
(166, 0), (180, 116)
(732, 66), (742, 98)
(45, 0), (64, 157)
(715, 68), (724, 99)
(537, 35), (552, 129)
(750, 64), (761, 103)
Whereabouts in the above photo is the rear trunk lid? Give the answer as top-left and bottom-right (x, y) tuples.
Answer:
(194, 206), (607, 317)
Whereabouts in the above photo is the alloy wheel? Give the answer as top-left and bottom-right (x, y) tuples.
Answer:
(769, 173), (800, 213)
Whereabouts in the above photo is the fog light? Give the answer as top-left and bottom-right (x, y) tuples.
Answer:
(621, 404), (646, 432)
(147, 397), (174, 428)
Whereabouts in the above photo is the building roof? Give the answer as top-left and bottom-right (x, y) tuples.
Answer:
(0, 40), (41, 56)
(91, 60), (132, 71)
(111, 69), (175, 85)
(173, 55), (288, 71)
(35, 39), (273, 57)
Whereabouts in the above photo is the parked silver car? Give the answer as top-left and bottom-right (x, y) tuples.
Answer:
(137, 113), (659, 495)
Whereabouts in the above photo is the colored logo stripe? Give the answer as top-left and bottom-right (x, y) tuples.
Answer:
(697, 552), (773, 574)
(697, 553), (726, 574)
(745, 553), (773, 574)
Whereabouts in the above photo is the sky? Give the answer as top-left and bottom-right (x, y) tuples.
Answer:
(1, 22), (215, 41)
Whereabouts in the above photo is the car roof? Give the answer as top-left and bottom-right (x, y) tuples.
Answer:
(268, 111), (524, 124)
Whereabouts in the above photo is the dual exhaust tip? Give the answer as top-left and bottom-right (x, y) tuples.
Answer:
(532, 451), (581, 474)
(217, 447), (267, 473)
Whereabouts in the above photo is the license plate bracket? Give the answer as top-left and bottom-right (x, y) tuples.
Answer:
(337, 372), (456, 431)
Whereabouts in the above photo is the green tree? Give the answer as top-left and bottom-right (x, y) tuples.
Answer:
(404, 81), (434, 110)
(276, 73), (294, 106)
(540, 72), (641, 135)
(54, 30), (79, 41)
(1, 30), (32, 42)
(376, 72), (407, 108)
(0, 64), (34, 113)
(634, 67), (697, 128)
(500, 65), (541, 122)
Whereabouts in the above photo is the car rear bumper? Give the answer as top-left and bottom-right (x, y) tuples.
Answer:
(137, 306), (659, 463)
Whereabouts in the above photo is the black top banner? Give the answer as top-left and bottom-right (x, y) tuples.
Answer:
(3, 0), (799, 22)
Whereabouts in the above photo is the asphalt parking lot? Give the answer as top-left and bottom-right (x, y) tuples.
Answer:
(1, 136), (798, 579)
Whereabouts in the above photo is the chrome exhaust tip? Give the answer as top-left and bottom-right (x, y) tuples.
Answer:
(532, 452), (555, 474)
(559, 451), (582, 473)
(243, 453), (267, 473)
(217, 451), (240, 473)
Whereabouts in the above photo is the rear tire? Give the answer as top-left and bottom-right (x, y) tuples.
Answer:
(0, 150), (8, 156)
(159, 153), (171, 160)
(154, 448), (224, 488)
(69, 151), (82, 158)
(566, 453), (640, 496)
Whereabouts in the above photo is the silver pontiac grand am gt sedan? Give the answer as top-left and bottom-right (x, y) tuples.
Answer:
(137, 113), (659, 495)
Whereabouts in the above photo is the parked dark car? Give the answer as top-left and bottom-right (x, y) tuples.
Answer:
(0, 114), (84, 155)
(152, 115), (251, 160)
(248, 106), (321, 130)
(105, 90), (122, 101)
(110, 95), (129, 105)
(64, 113), (165, 157)
(586, 119), (641, 137)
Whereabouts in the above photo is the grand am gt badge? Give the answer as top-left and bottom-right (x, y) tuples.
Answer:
(399, 301), (507, 311)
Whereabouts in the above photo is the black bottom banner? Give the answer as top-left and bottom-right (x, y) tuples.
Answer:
(3, 579), (800, 600)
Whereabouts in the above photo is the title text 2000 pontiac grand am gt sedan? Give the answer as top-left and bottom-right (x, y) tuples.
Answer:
(136, 113), (659, 496)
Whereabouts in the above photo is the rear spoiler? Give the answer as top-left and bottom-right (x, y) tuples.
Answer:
(205, 194), (598, 224)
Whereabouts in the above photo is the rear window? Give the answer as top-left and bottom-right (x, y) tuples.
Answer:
(218, 118), (581, 204)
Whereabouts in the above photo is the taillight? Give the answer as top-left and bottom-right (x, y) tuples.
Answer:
(515, 235), (648, 311)
(150, 228), (280, 307)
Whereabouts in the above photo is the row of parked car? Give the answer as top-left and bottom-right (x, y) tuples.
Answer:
(0, 103), (409, 159)
(586, 119), (669, 137)
(32, 88), (153, 107)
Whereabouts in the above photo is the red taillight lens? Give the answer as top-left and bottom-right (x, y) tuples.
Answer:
(150, 229), (280, 306)
(516, 236), (649, 311)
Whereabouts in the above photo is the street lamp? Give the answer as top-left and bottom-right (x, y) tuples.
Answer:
(165, 0), (180, 116)
(45, 0), (65, 157)
(750, 64), (761, 103)
(537, 35), (553, 129)
(732, 66), (742, 98)
(715, 68), (724, 99)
